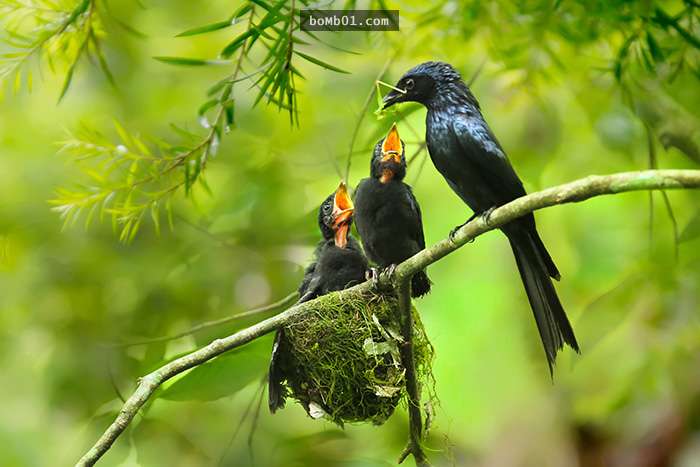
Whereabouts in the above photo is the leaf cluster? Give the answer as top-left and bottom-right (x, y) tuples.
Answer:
(0, 0), (115, 100)
(48, 0), (354, 241)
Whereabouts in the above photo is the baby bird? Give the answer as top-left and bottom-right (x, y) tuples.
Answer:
(354, 123), (431, 297)
(268, 182), (368, 414)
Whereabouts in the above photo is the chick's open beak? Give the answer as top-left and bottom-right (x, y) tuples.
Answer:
(332, 182), (354, 248)
(381, 123), (402, 163)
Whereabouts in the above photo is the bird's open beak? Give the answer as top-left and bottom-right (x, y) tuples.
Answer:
(332, 182), (354, 248)
(382, 87), (405, 109)
(381, 123), (402, 164)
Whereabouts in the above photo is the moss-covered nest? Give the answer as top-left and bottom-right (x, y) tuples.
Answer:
(280, 292), (434, 426)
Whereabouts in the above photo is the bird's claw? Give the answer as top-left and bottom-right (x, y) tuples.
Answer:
(449, 223), (466, 243)
(449, 219), (471, 243)
(366, 266), (396, 290)
(481, 206), (496, 226)
(382, 264), (397, 282)
(366, 268), (380, 289)
(450, 208), (496, 243)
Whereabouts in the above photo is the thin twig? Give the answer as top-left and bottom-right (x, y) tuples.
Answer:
(660, 191), (680, 261)
(466, 57), (487, 87)
(647, 124), (656, 255)
(646, 123), (679, 261)
(247, 377), (266, 456)
(217, 375), (267, 466)
(76, 169), (700, 466)
(112, 292), (298, 348)
(174, 213), (238, 251)
(409, 148), (429, 187)
(106, 357), (126, 403)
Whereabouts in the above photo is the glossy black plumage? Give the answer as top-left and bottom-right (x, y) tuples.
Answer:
(354, 126), (431, 297)
(268, 189), (368, 414)
(382, 61), (578, 371)
(297, 235), (368, 302)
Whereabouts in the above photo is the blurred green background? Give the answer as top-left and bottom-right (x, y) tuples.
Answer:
(1, 1), (700, 466)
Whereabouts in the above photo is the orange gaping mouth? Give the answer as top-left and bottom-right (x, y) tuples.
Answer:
(332, 182), (354, 248)
(381, 123), (402, 162)
(334, 222), (350, 248)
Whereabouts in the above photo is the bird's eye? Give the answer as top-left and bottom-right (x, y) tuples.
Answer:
(404, 78), (414, 90)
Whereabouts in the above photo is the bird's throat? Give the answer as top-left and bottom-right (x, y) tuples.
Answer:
(380, 169), (395, 184)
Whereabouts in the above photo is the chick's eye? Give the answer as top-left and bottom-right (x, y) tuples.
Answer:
(404, 78), (414, 90)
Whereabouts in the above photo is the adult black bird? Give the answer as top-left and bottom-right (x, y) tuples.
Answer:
(382, 61), (578, 371)
(354, 123), (431, 298)
(268, 182), (368, 413)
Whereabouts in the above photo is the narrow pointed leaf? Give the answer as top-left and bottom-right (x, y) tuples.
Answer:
(176, 19), (235, 37)
(153, 56), (231, 66)
(292, 51), (350, 73)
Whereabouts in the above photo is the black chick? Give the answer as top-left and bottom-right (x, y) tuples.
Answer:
(268, 182), (368, 414)
(382, 61), (578, 372)
(354, 123), (431, 298)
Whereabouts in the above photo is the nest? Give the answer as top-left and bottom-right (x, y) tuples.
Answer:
(279, 292), (434, 426)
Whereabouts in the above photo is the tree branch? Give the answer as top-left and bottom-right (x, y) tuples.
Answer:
(76, 169), (700, 466)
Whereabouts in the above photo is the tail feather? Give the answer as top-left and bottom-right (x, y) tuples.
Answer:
(531, 230), (561, 281)
(411, 270), (431, 298)
(268, 329), (287, 413)
(508, 232), (579, 373)
(269, 293), (316, 413)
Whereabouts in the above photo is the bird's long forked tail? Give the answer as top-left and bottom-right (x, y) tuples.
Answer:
(508, 232), (579, 374)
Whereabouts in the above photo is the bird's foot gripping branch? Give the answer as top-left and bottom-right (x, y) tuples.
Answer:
(78, 170), (700, 467)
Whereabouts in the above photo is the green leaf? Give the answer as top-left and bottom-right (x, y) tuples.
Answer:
(184, 160), (192, 195)
(198, 99), (219, 116)
(165, 197), (174, 231)
(113, 120), (134, 149)
(153, 56), (231, 66)
(92, 34), (117, 89)
(292, 51), (350, 74)
(112, 16), (147, 38)
(58, 61), (79, 102)
(654, 7), (700, 49)
(221, 29), (256, 57)
(220, 2), (286, 57)
(159, 347), (267, 401)
(224, 100), (235, 127)
(65, 0), (90, 26)
(646, 32), (664, 62)
(176, 20), (235, 37)
(150, 202), (161, 236)
(198, 175), (213, 196)
(679, 210), (700, 243)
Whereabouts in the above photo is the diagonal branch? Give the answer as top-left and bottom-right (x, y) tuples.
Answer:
(76, 169), (700, 466)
